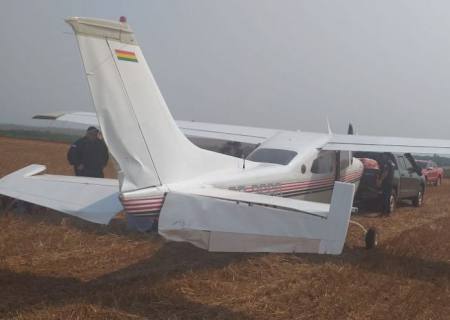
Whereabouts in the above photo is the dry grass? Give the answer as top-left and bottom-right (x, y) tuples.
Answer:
(0, 136), (116, 178)
(0, 136), (449, 319)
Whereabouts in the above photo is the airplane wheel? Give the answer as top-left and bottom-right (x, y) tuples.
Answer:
(365, 228), (378, 249)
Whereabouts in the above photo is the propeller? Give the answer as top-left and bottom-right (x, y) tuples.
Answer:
(347, 123), (354, 135)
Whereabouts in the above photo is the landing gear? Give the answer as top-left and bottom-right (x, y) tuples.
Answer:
(349, 220), (378, 250)
(364, 228), (378, 249)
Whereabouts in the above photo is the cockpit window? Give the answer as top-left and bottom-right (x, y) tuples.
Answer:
(247, 148), (297, 165)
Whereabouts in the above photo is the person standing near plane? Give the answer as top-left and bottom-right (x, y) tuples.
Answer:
(67, 126), (109, 178)
(378, 153), (395, 214)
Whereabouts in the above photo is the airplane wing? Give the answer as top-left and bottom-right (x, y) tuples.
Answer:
(176, 120), (280, 144)
(0, 165), (122, 224)
(324, 133), (450, 154)
(33, 112), (99, 126)
(159, 182), (355, 254)
(33, 112), (279, 144)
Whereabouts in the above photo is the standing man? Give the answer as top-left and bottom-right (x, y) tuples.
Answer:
(378, 153), (395, 214)
(67, 127), (109, 178)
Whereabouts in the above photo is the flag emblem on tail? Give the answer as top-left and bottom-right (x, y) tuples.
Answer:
(115, 49), (138, 62)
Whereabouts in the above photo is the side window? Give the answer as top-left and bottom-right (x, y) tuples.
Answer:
(311, 151), (335, 174)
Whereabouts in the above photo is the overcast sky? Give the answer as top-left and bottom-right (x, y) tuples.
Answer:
(1, 1), (450, 138)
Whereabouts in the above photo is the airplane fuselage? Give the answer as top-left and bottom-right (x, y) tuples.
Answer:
(120, 132), (364, 217)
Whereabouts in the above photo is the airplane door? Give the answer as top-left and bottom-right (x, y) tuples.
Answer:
(336, 151), (351, 181)
(311, 151), (336, 178)
(310, 151), (336, 202)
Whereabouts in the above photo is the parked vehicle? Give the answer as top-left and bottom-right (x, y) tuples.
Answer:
(354, 152), (425, 214)
(415, 160), (444, 186)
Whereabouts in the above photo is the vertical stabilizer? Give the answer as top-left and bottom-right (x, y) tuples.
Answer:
(66, 17), (237, 191)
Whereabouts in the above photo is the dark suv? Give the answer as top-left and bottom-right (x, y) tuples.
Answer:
(355, 152), (425, 213)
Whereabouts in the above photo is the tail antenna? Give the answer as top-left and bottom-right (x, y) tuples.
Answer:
(326, 117), (332, 135)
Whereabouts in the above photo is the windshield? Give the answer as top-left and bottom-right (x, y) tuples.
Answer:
(247, 148), (297, 165)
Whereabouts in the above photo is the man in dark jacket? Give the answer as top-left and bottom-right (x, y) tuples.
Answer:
(67, 127), (109, 178)
(378, 153), (395, 214)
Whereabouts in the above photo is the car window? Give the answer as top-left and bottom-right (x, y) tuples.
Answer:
(404, 157), (414, 171)
(417, 161), (427, 169)
(247, 148), (298, 165)
(311, 151), (335, 174)
(396, 156), (407, 171)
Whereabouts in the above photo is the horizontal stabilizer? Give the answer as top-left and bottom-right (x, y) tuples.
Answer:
(159, 182), (355, 254)
(0, 165), (123, 224)
(182, 186), (331, 218)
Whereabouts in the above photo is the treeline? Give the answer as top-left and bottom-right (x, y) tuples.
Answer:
(414, 154), (450, 167)
(0, 129), (78, 143)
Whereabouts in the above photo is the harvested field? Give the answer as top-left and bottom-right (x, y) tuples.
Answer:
(0, 136), (449, 319)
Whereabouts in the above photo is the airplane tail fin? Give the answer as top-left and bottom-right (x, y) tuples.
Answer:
(66, 17), (237, 192)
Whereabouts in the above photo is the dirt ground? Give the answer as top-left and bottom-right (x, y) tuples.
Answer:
(0, 136), (449, 320)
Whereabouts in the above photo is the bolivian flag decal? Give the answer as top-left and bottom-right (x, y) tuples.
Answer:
(115, 49), (138, 62)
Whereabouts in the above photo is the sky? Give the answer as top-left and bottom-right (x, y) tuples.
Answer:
(1, 0), (450, 138)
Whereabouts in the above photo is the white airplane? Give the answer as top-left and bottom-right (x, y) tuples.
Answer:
(2, 17), (450, 255)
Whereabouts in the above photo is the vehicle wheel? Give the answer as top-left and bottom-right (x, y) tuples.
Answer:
(384, 191), (396, 215)
(412, 189), (424, 207)
(435, 177), (442, 187)
(365, 228), (378, 249)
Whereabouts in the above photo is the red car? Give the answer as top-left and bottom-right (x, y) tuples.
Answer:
(416, 160), (444, 186)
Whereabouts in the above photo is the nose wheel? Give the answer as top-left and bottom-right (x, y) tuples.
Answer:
(364, 227), (378, 249)
(349, 220), (378, 249)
